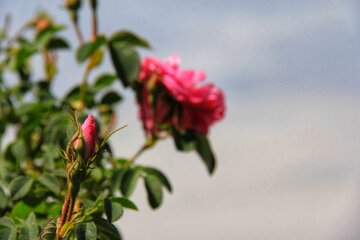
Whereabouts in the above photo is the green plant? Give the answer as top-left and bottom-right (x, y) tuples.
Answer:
(0, 0), (225, 239)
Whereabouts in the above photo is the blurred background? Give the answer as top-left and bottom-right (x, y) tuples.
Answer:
(1, 0), (360, 239)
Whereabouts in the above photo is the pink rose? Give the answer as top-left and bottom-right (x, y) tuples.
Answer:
(137, 54), (225, 135)
(74, 114), (97, 159)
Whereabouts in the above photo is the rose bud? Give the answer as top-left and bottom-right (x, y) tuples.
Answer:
(74, 114), (97, 160)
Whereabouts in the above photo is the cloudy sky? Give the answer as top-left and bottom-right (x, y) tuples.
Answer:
(1, 0), (360, 239)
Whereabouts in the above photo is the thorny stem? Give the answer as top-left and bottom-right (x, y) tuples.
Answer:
(56, 182), (71, 238)
(56, 163), (81, 239)
(56, 180), (80, 239)
(57, 133), (80, 239)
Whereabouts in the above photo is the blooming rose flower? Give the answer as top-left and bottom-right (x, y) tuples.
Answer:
(138, 54), (225, 135)
(74, 114), (97, 159)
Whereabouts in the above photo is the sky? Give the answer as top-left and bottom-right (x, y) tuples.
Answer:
(1, 0), (360, 239)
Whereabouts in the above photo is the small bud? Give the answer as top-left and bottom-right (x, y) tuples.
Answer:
(66, 0), (82, 10)
(74, 135), (86, 160)
(89, 0), (97, 10)
(36, 19), (50, 32)
(73, 114), (97, 160)
(33, 13), (53, 33)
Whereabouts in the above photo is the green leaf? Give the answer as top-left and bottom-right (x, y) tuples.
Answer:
(76, 36), (106, 63)
(61, 222), (75, 238)
(173, 130), (196, 152)
(18, 113), (42, 140)
(89, 167), (103, 183)
(43, 112), (72, 145)
(84, 194), (106, 216)
(0, 30), (6, 41)
(47, 202), (62, 218)
(45, 37), (70, 50)
(120, 169), (141, 197)
(39, 218), (57, 240)
(93, 217), (121, 240)
(109, 169), (126, 195)
(82, 199), (95, 211)
(109, 30), (151, 48)
(195, 134), (216, 174)
(144, 175), (163, 209)
(100, 91), (122, 105)
(11, 200), (47, 219)
(9, 139), (26, 163)
(15, 101), (54, 117)
(34, 81), (54, 101)
(10, 201), (32, 219)
(9, 176), (33, 201)
(143, 167), (172, 193)
(109, 197), (138, 211)
(42, 144), (59, 171)
(104, 198), (124, 223)
(0, 217), (17, 240)
(37, 173), (60, 195)
(52, 169), (67, 178)
(108, 42), (140, 87)
(75, 222), (97, 240)
(64, 85), (95, 108)
(93, 74), (117, 92)
(33, 201), (48, 215)
(173, 131), (216, 174)
(20, 212), (38, 240)
(35, 25), (66, 48)
(0, 187), (8, 209)
(9, 44), (36, 70)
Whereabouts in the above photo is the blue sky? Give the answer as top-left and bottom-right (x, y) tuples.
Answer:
(1, 0), (360, 239)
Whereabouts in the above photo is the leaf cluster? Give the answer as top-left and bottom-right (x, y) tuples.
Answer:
(0, 2), (219, 239)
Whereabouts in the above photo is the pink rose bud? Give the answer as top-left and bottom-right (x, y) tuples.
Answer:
(74, 114), (97, 159)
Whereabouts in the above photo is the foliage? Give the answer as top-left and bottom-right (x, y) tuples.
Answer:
(0, 0), (224, 239)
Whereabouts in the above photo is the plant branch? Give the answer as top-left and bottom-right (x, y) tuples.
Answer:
(124, 136), (160, 168)
(79, 64), (91, 111)
(2, 16), (29, 49)
(0, 13), (10, 46)
(71, 20), (84, 44)
(90, 3), (97, 41)
(129, 144), (150, 163)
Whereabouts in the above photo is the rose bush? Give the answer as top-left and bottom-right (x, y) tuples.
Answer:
(0, 1), (226, 239)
